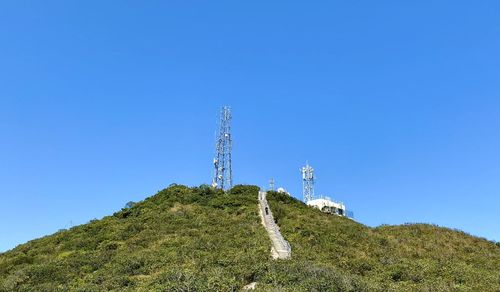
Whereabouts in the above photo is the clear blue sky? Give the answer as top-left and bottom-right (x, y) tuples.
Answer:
(1, 1), (499, 252)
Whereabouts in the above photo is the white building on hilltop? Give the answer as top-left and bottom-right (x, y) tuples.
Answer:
(276, 187), (289, 194)
(307, 198), (347, 217)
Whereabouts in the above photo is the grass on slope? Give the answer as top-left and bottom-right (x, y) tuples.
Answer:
(0, 185), (372, 291)
(1, 185), (499, 291)
(266, 191), (500, 291)
(0, 185), (269, 290)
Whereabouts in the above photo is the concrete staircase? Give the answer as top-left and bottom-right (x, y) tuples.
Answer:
(258, 191), (291, 259)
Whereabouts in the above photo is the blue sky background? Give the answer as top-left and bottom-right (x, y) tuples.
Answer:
(1, 1), (499, 252)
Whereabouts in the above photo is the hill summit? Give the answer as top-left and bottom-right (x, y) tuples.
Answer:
(1, 185), (499, 291)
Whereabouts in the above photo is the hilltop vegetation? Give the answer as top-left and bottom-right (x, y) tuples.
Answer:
(266, 191), (500, 291)
(0, 185), (271, 291)
(0, 185), (499, 291)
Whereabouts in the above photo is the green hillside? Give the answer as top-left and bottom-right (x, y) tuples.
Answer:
(1, 185), (499, 291)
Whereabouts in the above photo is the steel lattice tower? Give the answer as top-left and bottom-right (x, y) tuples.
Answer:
(269, 178), (275, 191)
(212, 106), (233, 191)
(301, 161), (315, 202)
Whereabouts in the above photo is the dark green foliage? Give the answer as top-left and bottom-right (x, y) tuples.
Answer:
(0, 185), (268, 291)
(0, 186), (498, 291)
(124, 201), (136, 209)
(266, 190), (500, 291)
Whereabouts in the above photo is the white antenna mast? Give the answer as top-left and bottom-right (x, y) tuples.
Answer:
(301, 161), (315, 203)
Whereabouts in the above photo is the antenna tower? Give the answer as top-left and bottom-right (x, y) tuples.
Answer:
(212, 106), (233, 190)
(269, 178), (275, 191)
(301, 161), (315, 202)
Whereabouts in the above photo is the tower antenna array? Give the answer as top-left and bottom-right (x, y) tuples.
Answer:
(212, 106), (233, 190)
(269, 178), (275, 191)
(301, 161), (315, 202)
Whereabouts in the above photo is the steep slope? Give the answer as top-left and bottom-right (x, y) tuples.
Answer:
(1, 185), (499, 291)
(258, 191), (291, 259)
